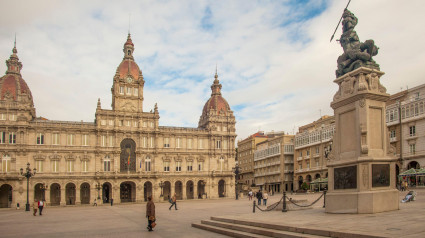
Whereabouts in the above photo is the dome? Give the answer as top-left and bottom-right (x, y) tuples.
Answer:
(0, 44), (34, 104)
(116, 34), (142, 81)
(202, 72), (231, 115)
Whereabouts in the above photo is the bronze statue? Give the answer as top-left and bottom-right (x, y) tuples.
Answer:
(335, 9), (380, 77)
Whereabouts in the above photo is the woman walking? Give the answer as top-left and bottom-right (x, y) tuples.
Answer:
(146, 196), (155, 232)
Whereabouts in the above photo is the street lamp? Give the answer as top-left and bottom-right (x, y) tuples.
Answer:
(232, 165), (242, 200)
(95, 183), (101, 200)
(20, 162), (36, 211)
(40, 183), (48, 201)
(159, 181), (164, 197)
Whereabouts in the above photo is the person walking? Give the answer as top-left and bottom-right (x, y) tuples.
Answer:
(110, 198), (113, 206)
(33, 199), (38, 216)
(256, 190), (263, 205)
(263, 191), (269, 206)
(93, 198), (97, 206)
(248, 191), (253, 201)
(169, 193), (178, 210)
(146, 195), (155, 232)
(38, 200), (45, 215)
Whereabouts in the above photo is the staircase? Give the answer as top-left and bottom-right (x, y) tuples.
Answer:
(192, 217), (384, 238)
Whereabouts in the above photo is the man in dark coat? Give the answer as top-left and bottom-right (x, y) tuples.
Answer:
(256, 190), (263, 205)
(146, 196), (155, 232)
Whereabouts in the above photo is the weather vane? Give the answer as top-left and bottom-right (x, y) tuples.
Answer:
(330, 0), (351, 42)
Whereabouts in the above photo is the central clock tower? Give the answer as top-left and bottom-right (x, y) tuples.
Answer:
(111, 34), (145, 113)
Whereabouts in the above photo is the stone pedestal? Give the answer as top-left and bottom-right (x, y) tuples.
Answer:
(326, 67), (399, 214)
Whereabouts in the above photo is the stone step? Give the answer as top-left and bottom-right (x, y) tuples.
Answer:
(192, 223), (269, 238)
(201, 220), (325, 238)
(210, 217), (385, 238)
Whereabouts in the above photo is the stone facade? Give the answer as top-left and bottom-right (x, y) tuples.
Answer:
(237, 132), (267, 186)
(253, 134), (294, 193)
(0, 35), (237, 208)
(294, 116), (334, 191)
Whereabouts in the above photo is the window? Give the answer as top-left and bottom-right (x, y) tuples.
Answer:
(315, 160), (319, 167)
(134, 88), (138, 96)
(307, 161), (310, 169)
(409, 126), (416, 137)
(9, 132), (16, 144)
(198, 161), (203, 171)
(119, 120), (123, 126)
(35, 160), (43, 173)
(390, 130), (396, 138)
(0, 113), (5, 120)
(217, 126), (221, 131)
(216, 140), (221, 149)
(223, 126), (227, 132)
(109, 120), (114, 126)
(67, 134), (75, 145)
(143, 137), (147, 148)
(126, 87), (131, 95)
(409, 144), (416, 154)
(101, 135), (106, 147)
(134, 121), (138, 127)
(36, 133), (45, 145)
(82, 160), (88, 172)
(104, 156), (111, 172)
(299, 163), (302, 170)
(188, 139), (192, 149)
(52, 160), (59, 173)
(9, 114), (16, 121)
(150, 137), (154, 148)
(1, 155), (11, 172)
(101, 120), (106, 126)
(315, 146), (319, 155)
(306, 150), (310, 156)
(52, 133), (60, 145)
(164, 138), (170, 148)
(108, 136), (114, 147)
(119, 86), (124, 94)
(176, 138), (181, 148)
(199, 139), (203, 149)
(150, 122), (154, 128)
(145, 157), (151, 172)
(66, 160), (74, 172)
(164, 161), (170, 172)
(143, 122), (147, 127)
(176, 161), (182, 172)
(126, 121), (131, 126)
(82, 135), (89, 146)
(0, 132), (5, 144)
(187, 161), (193, 171)
(219, 157), (224, 171)
(223, 140), (227, 149)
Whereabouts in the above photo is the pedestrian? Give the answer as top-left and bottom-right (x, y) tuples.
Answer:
(169, 193), (178, 210)
(248, 191), (253, 201)
(263, 191), (269, 206)
(256, 190), (263, 205)
(93, 198), (97, 206)
(146, 195), (155, 232)
(33, 199), (38, 216)
(111, 198), (113, 206)
(38, 200), (45, 215)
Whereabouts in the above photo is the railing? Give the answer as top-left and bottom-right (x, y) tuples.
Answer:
(389, 137), (397, 142)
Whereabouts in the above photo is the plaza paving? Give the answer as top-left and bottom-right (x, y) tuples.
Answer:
(0, 189), (424, 238)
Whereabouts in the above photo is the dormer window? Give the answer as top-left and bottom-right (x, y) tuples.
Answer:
(127, 50), (131, 56)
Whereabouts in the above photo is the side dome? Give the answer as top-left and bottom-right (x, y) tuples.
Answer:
(115, 34), (142, 81)
(0, 45), (34, 105)
(201, 72), (231, 116)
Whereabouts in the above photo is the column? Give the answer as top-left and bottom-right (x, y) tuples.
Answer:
(75, 184), (81, 205)
(182, 183), (187, 200)
(60, 185), (66, 206)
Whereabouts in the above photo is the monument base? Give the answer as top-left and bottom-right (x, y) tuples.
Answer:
(325, 189), (399, 214)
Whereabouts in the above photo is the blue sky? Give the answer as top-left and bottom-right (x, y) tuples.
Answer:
(1, 0), (425, 141)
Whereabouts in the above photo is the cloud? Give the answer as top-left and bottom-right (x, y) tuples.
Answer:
(1, 0), (424, 143)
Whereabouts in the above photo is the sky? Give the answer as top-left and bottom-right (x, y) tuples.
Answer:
(1, 0), (424, 142)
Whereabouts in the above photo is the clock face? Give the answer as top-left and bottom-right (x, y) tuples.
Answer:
(126, 77), (133, 83)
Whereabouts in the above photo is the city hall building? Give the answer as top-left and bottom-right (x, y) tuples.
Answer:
(0, 34), (236, 208)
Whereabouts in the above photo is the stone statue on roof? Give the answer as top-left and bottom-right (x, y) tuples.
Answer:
(336, 9), (380, 77)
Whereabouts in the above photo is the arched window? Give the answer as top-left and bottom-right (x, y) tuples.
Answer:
(1, 154), (11, 172)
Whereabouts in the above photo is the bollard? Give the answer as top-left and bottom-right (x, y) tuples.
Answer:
(253, 200), (256, 213)
(282, 192), (287, 212)
(323, 190), (327, 208)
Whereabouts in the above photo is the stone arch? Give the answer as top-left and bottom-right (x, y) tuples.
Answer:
(34, 183), (45, 202)
(298, 176), (304, 189)
(120, 138), (137, 172)
(186, 180), (194, 199)
(306, 175), (312, 183)
(143, 181), (152, 202)
(315, 173), (321, 179)
(407, 161), (420, 170)
(175, 181), (183, 200)
(102, 182), (112, 203)
(0, 184), (12, 208)
(80, 182), (90, 204)
(163, 181), (171, 201)
(50, 183), (61, 206)
(120, 181), (136, 203)
(66, 183), (76, 205)
(197, 180), (206, 199)
(218, 179), (225, 198)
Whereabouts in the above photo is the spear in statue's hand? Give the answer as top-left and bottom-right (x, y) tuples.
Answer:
(330, 0), (351, 42)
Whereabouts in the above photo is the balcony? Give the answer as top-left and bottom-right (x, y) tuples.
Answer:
(389, 137), (397, 143)
(297, 157), (303, 161)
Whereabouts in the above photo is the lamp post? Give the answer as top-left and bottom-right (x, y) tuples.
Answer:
(324, 142), (332, 190)
(20, 162), (36, 211)
(95, 183), (101, 200)
(40, 183), (48, 201)
(159, 181), (164, 197)
(232, 165), (242, 200)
